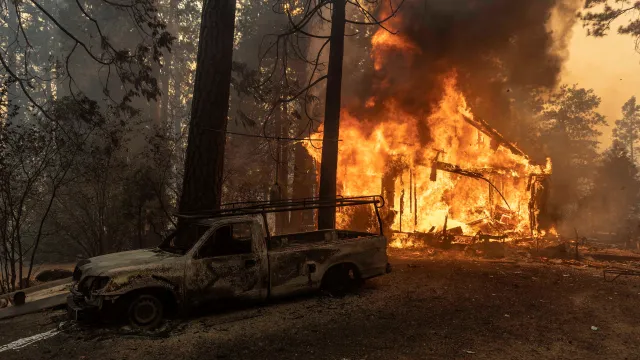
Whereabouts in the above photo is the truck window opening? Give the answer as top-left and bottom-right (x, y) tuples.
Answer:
(199, 223), (253, 258)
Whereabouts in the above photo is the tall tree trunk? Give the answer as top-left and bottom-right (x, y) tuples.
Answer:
(7, 4), (22, 126)
(317, 0), (346, 230)
(1, 230), (10, 292)
(161, 0), (177, 126)
(276, 103), (290, 233)
(289, 23), (313, 231)
(160, 63), (172, 126)
(173, 66), (183, 137)
(291, 142), (314, 229)
(179, 0), (237, 213)
(151, 62), (162, 124)
(17, 232), (23, 289)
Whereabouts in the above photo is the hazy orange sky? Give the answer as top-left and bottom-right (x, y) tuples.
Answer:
(562, 21), (640, 149)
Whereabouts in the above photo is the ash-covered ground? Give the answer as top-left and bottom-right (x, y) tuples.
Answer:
(2, 249), (640, 360)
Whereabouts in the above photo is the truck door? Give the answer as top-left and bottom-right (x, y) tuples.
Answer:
(185, 219), (267, 305)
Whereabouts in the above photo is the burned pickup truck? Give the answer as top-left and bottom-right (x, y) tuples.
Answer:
(68, 196), (391, 328)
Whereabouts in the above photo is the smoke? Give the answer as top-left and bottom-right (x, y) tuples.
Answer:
(343, 0), (582, 148)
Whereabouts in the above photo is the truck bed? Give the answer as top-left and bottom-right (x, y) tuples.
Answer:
(269, 229), (375, 250)
(267, 230), (388, 297)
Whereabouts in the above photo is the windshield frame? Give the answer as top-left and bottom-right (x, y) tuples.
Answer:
(157, 221), (214, 255)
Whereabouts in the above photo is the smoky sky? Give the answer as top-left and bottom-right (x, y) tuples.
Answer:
(344, 0), (580, 146)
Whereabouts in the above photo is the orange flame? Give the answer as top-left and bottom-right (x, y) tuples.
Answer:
(371, 31), (420, 70)
(304, 29), (552, 248)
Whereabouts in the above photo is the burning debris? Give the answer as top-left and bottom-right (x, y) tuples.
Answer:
(305, 77), (552, 248)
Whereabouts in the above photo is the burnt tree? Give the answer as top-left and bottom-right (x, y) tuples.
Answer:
(180, 0), (237, 213)
(317, 0), (346, 229)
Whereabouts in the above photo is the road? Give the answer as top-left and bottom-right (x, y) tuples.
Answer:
(2, 250), (640, 360)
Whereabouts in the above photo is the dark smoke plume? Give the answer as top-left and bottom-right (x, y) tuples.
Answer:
(344, 0), (581, 148)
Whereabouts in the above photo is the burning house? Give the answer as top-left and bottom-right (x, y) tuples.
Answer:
(304, 0), (578, 246)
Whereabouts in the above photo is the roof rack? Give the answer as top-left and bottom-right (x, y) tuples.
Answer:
(175, 195), (386, 236)
(176, 195), (384, 219)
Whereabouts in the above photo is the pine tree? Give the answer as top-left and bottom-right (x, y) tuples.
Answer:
(613, 96), (640, 162)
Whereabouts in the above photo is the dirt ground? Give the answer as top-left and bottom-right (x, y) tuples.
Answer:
(2, 250), (640, 360)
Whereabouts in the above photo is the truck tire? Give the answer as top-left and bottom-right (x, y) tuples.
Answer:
(12, 291), (26, 306)
(322, 264), (361, 297)
(127, 293), (164, 330)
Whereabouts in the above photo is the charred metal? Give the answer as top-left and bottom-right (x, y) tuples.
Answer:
(67, 197), (391, 328)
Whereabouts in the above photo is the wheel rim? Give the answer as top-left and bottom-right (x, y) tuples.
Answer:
(131, 296), (161, 326)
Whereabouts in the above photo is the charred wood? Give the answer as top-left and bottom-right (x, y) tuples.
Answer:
(461, 114), (526, 158)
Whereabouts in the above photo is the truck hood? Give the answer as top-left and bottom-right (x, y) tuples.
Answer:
(78, 248), (181, 277)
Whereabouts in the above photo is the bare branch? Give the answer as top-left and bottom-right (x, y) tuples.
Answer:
(0, 52), (71, 139)
(345, 0), (405, 34)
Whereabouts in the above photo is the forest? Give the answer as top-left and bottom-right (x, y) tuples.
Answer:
(1, 0), (640, 296)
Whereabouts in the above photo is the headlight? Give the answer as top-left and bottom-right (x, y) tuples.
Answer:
(79, 276), (110, 294)
(72, 259), (90, 281)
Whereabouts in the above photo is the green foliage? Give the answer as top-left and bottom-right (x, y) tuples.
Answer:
(613, 96), (640, 161)
(540, 84), (607, 167)
(581, 0), (640, 51)
(536, 84), (607, 225)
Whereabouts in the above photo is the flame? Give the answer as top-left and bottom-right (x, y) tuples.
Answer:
(371, 31), (420, 71)
(304, 29), (552, 248)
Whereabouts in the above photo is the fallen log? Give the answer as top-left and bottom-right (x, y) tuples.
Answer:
(0, 277), (72, 319)
(603, 268), (640, 282)
(0, 293), (68, 320)
(0, 277), (71, 303)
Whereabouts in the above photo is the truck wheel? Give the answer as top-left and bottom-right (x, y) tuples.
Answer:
(322, 264), (360, 297)
(127, 294), (164, 330)
(12, 291), (26, 306)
